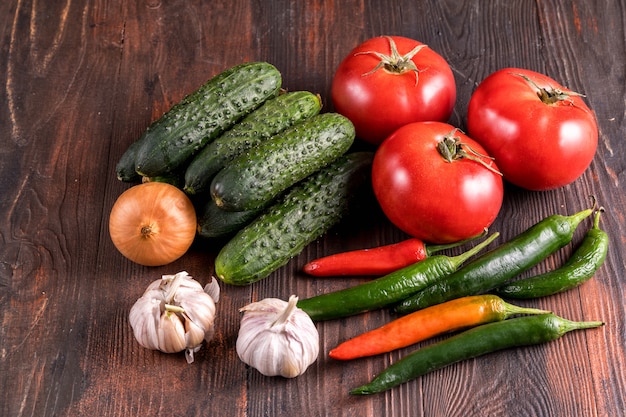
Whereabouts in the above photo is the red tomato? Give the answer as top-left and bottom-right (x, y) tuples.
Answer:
(372, 122), (504, 244)
(331, 36), (456, 146)
(467, 68), (598, 191)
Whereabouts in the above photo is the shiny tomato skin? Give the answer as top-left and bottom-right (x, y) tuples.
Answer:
(331, 36), (456, 146)
(372, 121), (504, 244)
(467, 68), (598, 191)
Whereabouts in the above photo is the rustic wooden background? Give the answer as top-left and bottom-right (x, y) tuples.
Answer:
(1, 1), (624, 416)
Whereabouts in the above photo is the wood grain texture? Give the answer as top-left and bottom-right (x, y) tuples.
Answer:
(0, 0), (624, 416)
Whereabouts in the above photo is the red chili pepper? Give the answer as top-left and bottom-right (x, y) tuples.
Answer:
(328, 295), (548, 360)
(302, 237), (473, 277)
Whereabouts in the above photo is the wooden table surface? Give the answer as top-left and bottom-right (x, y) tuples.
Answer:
(2, 1), (625, 416)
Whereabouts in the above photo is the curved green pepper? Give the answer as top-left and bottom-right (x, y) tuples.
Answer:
(351, 313), (603, 395)
(496, 209), (608, 298)
(395, 208), (592, 315)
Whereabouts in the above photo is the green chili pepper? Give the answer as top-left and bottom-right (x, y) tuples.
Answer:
(296, 233), (500, 321)
(351, 313), (603, 395)
(395, 208), (592, 315)
(495, 209), (608, 299)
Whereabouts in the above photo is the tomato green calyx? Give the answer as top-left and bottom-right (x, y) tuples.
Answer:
(356, 37), (427, 85)
(512, 72), (585, 105)
(438, 129), (503, 176)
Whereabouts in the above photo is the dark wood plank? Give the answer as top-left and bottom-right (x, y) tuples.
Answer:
(1, 0), (624, 416)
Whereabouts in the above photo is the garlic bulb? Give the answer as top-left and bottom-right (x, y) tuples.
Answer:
(129, 271), (219, 364)
(236, 295), (319, 378)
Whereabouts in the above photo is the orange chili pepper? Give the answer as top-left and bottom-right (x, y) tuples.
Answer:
(328, 294), (548, 360)
(303, 238), (471, 277)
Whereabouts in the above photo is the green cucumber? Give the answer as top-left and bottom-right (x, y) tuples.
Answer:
(211, 112), (355, 212)
(115, 138), (144, 182)
(214, 152), (374, 286)
(141, 173), (184, 189)
(134, 62), (282, 177)
(183, 91), (322, 195)
(196, 198), (263, 240)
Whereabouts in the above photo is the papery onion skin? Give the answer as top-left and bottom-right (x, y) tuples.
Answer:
(109, 182), (197, 266)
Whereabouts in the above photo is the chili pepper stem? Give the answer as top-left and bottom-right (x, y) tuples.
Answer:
(592, 207), (603, 229)
(502, 302), (550, 317)
(447, 232), (500, 269)
(570, 207), (594, 227)
(558, 318), (604, 332)
(425, 230), (488, 256)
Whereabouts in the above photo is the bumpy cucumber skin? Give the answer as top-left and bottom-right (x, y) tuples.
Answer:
(134, 62), (282, 177)
(183, 91), (322, 195)
(211, 113), (355, 212)
(214, 152), (374, 286)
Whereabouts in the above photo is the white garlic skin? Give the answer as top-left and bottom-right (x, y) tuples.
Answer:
(129, 271), (219, 363)
(236, 295), (319, 378)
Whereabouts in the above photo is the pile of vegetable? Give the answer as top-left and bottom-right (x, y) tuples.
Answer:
(109, 36), (608, 395)
(110, 62), (372, 284)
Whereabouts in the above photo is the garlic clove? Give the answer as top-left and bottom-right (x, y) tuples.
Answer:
(158, 311), (187, 353)
(240, 330), (304, 378)
(179, 293), (216, 330)
(204, 278), (220, 303)
(129, 297), (162, 351)
(183, 314), (208, 349)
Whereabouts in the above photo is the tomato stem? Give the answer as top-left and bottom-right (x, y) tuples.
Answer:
(438, 129), (502, 175)
(356, 36), (427, 85)
(512, 72), (585, 105)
